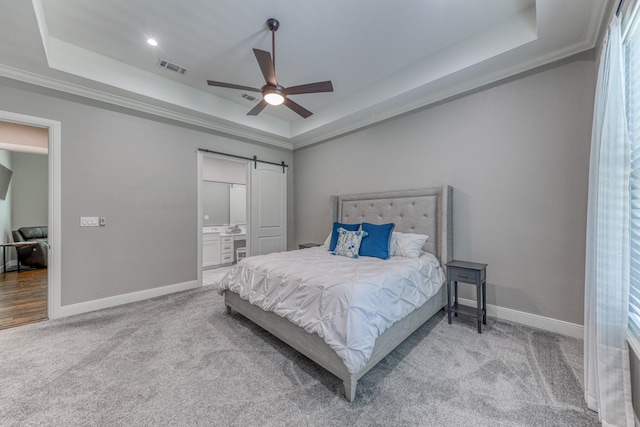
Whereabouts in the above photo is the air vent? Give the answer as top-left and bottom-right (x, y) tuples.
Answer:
(241, 93), (257, 102)
(157, 58), (187, 74)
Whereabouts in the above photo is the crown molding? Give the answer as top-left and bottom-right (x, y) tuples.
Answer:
(0, 64), (293, 151)
(291, 37), (598, 150)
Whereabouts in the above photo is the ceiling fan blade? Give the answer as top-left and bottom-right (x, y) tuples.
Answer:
(283, 98), (313, 118)
(253, 49), (277, 87)
(285, 81), (333, 96)
(247, 99), (268, 116)
(207, 80), (261, 92)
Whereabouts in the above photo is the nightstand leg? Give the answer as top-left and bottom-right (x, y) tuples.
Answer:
(482, 281), (487, 325)
(453, 281), (458, 317)
(447, 279), (452, 324)
(476, 280), (482, 333)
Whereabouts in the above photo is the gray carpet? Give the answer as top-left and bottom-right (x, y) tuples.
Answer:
(0, 284), (599, 426)
(203, 266), (232, 286)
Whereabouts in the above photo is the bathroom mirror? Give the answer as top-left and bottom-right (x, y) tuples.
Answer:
(203, 182), (246, 226)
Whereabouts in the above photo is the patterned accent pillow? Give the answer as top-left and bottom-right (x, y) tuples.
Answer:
(331, 228), (368, 258)
(329, 222), (360, 251)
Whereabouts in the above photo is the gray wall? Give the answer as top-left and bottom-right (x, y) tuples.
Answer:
(0, 78), (293, 306)
(293, 57), (595, 325)
(203, 156), (247, 184)
(10, 151), (48, 230)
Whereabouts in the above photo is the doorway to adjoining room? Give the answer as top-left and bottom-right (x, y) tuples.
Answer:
(0, 120), (49, 329)
(200, 156), (247, 286)
(197, 150), (288, 287)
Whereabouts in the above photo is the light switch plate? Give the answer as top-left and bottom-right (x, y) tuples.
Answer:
(80, 217), (99, 227)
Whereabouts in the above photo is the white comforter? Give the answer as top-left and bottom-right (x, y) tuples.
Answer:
(217, 246), (445, 374)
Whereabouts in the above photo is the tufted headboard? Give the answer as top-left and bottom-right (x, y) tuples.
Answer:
(330, 186), (453, 266)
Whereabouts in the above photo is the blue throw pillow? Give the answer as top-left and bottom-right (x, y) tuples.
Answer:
(359, 222), (395, 259)
(329, 222), (360, 251)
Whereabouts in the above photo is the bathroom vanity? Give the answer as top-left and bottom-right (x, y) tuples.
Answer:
(203, 226), (246, 268)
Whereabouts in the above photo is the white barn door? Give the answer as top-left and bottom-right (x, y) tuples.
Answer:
(249, 162), (287, 256)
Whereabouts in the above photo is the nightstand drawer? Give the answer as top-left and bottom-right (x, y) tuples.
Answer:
(221, 253), (233, 263)
(449, 268), (484, 284)
(298, 242), (322, 249)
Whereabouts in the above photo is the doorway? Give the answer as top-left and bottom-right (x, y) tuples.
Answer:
(0, 122), (49, 329)
(198, 154), (248, 286)
(196, 150), (288, 287)
(0, 110), (61, 325)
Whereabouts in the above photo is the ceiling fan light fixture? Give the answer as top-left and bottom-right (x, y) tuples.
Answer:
(263, 88), (285, 105)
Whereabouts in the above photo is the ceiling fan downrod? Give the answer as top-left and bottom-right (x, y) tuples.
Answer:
(267, 18), (279, 78)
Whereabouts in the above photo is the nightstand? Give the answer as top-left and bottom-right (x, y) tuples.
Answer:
(298, 243), (322, 249)
(446, 260), (488, 333)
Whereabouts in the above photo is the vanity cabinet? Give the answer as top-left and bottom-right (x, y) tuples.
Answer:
(221, 236), (234, 265)
(203, 227), (246, 268)
(203, 233), (221, 267)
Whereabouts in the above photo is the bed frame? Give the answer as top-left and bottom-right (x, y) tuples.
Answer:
(223, 186), (453, 401)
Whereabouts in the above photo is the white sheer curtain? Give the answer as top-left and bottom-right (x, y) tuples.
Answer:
(584, 15), (634, 427)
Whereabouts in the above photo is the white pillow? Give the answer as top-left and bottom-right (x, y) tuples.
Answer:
(323, 233), (332, 248)
(390, 232), (429, 258)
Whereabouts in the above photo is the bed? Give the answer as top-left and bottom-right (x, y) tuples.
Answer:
(218, 186), (453, 401)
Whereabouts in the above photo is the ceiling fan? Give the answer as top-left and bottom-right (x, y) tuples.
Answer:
(206, 18), (333, 118)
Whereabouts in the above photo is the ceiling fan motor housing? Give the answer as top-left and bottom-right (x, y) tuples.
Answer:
(267, 18), (279, 32)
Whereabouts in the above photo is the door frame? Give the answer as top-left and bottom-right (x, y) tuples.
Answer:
(196, 151), (249, 286)
(0, 110), (62, 319)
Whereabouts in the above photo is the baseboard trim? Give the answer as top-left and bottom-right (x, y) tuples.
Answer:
(54, 283), (583, 336)
(458, 297), (583, 339)
(57, 280), (199, 318)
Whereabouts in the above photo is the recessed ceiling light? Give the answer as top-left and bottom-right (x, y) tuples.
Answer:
(147, 38), (158, 47)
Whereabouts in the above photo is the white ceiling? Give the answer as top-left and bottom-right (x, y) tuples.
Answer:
(0, 1), (609, 150)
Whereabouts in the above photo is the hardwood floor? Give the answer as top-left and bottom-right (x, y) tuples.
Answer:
(0, 268), (48, 330)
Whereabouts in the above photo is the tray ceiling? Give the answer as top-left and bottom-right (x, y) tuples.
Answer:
(0, 1), (609, 149)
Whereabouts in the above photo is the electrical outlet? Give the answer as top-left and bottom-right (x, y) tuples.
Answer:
(80, 217), (99, 227)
